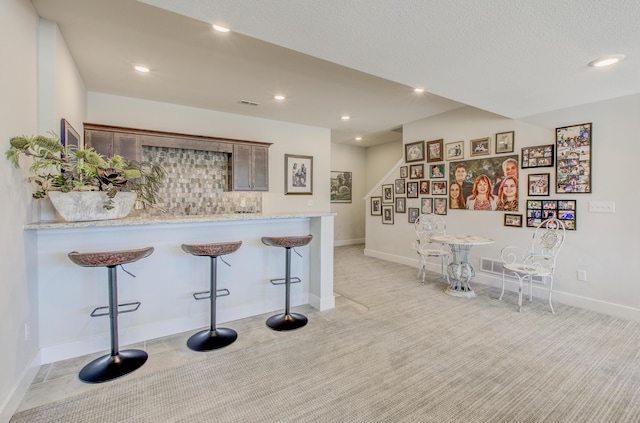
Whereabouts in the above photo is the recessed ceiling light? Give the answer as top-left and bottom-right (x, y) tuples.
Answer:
(355, 137), (362, 141)
(341, 115), (351, 121)
(274, 95), (286, 100)
(588, 54), (625, 67)
(212, 24), (230, 33)
(134, 65), (150, 73)
(414, 87), (425, 93)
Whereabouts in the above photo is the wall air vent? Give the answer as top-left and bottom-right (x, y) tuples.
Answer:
(239, 100), (260, 106)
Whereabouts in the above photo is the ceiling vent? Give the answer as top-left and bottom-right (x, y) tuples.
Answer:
(391, 126), (403, 133)
(239, 100), (260, 106)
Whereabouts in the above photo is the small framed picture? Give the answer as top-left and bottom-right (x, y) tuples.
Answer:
(429, 164), (445, 178)
(445, 141), (464, 161)
(409, 164), (424, 179)
(431, 181), (447, 195)
(522, 144), (554, 168)
(528, 173), (550, 196)
(406, 181), (419, 198)
(504, 213), (523, 227)
(382, 184), (394, 203)
(61, 118), (80, 149)
(495, 131), (515, 154)
(395, 197), (406, 213)
(400, 166), (408, 178)
(395, 179), (406, 195)
(408, 208), (420, 223)
(426, 139), (444, 163)
(419, 180), (430, 195)
(470, 137), (491, 156)
(330, 171), (352, 203)
(421, 197), (433, 214)
(405, 140), (425, 163)
(370, 196), (382, 216)
(434, 198), (447, 215)
(382, 205), (394, 224)
(285, 154), (313, 195)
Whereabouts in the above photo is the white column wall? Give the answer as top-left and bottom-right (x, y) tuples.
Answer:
(0, 1), (40, 420)
(330, 143), (366, 245)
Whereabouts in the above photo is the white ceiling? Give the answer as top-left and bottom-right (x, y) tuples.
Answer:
(32, 0), (639, 147)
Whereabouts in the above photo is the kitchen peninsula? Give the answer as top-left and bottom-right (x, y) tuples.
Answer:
(25, 212), (335, 363)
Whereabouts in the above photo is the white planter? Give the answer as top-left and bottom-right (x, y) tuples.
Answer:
(48, 191), (137, 222)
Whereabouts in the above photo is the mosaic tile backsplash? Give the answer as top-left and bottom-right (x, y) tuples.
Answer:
(134, 146), (262, 216)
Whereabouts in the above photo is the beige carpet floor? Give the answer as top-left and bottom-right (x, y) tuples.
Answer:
(11, 244), (640, 422)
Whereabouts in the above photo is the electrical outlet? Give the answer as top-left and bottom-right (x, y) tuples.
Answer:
(589, 201), (615, 213)
(307, 200), (314, 207)
(577, 269), (587, 281)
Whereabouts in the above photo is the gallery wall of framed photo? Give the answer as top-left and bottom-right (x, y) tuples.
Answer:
(371, 122), (589, 230)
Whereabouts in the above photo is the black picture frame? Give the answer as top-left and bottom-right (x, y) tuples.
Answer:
(382, 205), (394, 224)
(504, 213), (523, 227)
(409, 164), (424, 179)
(382, 184), (394, 203)
(330, 171), (352, 203)
(406, 181), (419, 198)
(426, 139), (444, 163)
(400, 166), (408, 178)
(370, 196), (382, 216)
(60, 118), (80, 149)
(528, 173), (550, 196)
(408, 208), (420, 223)
(405, 141), (425, 163)
(395, 179), (406, 195)
(556, 122), (592, 193)
(395, 197), (406, 213)
(434, 198), (447, 215)
(495, 131), (514, 154)
(421, 197), (433, 214)
(521, 144), (554, 168)
(526, 199), (576, 230)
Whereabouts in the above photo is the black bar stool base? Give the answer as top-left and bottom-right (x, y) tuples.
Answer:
(266, 313), (308, 331)
(79, 349), (148, 383)
(187, 327), (238, 351)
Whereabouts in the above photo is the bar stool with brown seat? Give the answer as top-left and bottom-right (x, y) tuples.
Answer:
(68, 246), (154, 383)
(261, 234), (313, 331)
(181, 241), (242, 351)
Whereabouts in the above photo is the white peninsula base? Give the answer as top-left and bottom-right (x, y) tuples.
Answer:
(25, 212), (335, 364)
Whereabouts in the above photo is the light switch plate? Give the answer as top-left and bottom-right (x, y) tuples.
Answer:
(588, 201), (615, 213)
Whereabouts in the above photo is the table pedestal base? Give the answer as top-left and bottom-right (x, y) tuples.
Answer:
(443, 244), (476, 298)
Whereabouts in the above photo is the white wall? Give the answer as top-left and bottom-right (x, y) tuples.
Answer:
(0, 1), (40, 420)
(330, 143), (366, 245)
(366, 97), (640, 320)
(87, 93), (332, 214)
(365, 140), (402, 191)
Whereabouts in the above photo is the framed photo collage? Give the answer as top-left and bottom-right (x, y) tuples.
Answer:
(373, 124), (588, 230)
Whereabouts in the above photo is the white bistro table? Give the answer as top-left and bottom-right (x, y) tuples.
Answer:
(430, 235), (494, 298)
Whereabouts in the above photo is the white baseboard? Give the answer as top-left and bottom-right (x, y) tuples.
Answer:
(364, 248), (640, 322)
(0, 351), (41, 423)
(334, 238), (365, 247)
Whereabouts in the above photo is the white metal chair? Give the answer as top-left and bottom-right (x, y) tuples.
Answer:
(499, 217), (566, 313)
(412, 214), (451, 285)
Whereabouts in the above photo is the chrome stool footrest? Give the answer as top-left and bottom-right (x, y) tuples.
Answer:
(90, 301), (141, 317)
(193, 288), (230, 300)
(269, 277), (301, 286)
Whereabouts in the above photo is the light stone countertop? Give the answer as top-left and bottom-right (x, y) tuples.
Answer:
(24, 211), (336, 230)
